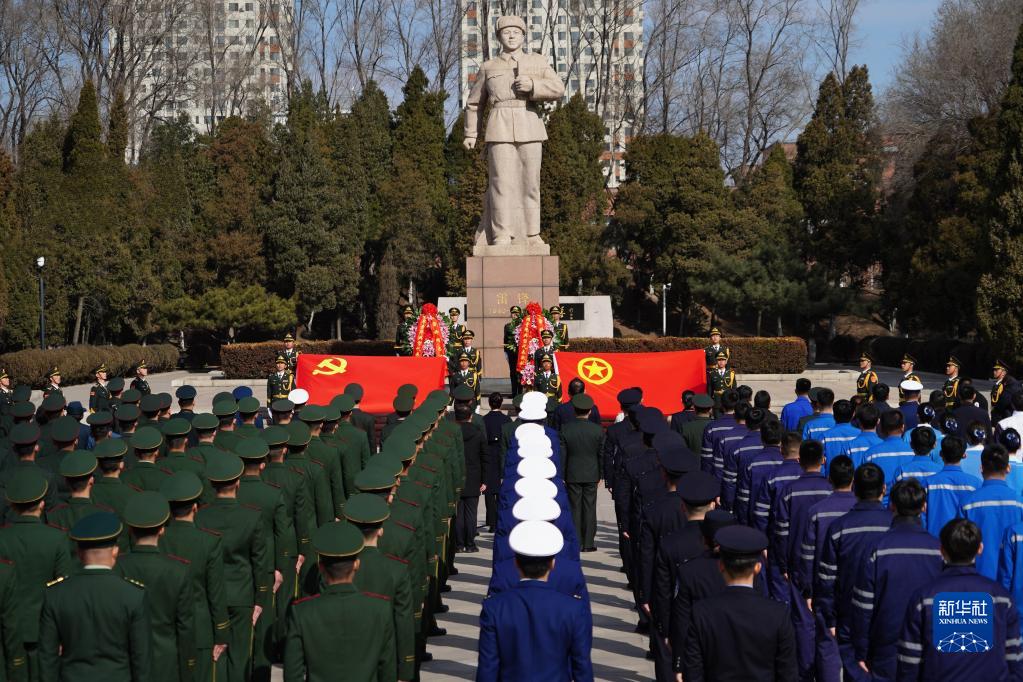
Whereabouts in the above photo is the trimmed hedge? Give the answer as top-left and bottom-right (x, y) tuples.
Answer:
(570, 337), (808, 374)
(0, 344), (179, 388)
(222, 340), (394, 379)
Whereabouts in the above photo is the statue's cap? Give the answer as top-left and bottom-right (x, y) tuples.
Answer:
(496, 15), (526, 33)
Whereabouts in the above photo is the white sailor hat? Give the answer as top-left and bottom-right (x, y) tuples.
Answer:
(509, 520), (564, 557)
(517, 457), (556, 479)
(518, 403), (548, 421)
(514, 477), (557, 499)
(520, 391), (548, 407)
(899, 379), (923, 392)
(512, 496), (561, 522)
(515, 422), (547, 440)
(518, 441), (554, 459)
(287, 388), (309, 405)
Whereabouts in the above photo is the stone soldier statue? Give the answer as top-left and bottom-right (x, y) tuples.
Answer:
(464, 15), (565, 248)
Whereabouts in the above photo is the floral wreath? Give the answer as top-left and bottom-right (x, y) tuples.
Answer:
(514, 302), (555, 386)
(404, 303), (451, 358)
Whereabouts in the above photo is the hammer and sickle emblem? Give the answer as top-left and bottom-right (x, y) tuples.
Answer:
(577, 357), (613, 386)
(312, 357), (348, 376)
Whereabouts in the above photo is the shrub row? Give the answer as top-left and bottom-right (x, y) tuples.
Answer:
(570, 337), (808, 374)
(222, 340), (395, 378)
(0, 344), (179, 388)
(863, 336), (998, 379)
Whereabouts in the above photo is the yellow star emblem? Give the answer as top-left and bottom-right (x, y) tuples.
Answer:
(577, 357), (613, 386)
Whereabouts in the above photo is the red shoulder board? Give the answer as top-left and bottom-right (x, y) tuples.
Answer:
(385, 553), (410, 565)
(45, 522), (65, 531)
(49, 503), (69, 513)
(166, 554), (191, 565)
(293, 594), (320, 605)
(0, 557), (12, 565)
(198, 504), (211, 510)
(362, 591), (391, 601)
(241, 503), (261, 512)
(199, 527), (222, 537)
(190, 456), (205, 465)
(399, 498), (420, 508)
(265, 481), (281, 489)
(395, 521), (416, 532)
(289, 466), (305, 476)
(125, 483), (142, 492)
(158, 467), (173, 475)
(414, 481), (432, 489)
(94, 503), (115, 512)
(420, 465), (437, 473)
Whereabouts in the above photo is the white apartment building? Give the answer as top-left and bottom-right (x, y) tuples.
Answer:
(459, 0), (643, 187)
(125, 0), (292, 138)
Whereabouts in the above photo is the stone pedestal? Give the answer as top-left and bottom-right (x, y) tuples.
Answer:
(466, 254), (560, 378)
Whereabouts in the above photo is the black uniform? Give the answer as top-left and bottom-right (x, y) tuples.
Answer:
(455, 421), (486, 550)
(481, 411), (510, 531)
(130, 377), (151, 396)
(992, 376), (1022, 423)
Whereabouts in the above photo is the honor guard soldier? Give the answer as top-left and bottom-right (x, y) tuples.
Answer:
(131, 361), (151, 396)
(447, 307), (466, 350)
(281, 332), (300, 372)
(450, 353), (481, 406)
(707, 351), (736, 400)
(39, 512), (150, 682)
(283, 521), (397, 682)
(704, 327), (729, 369)
(550, 306), (570, 350)
(267, 355), (295, 408)
(992, 359), (1021, 423)
(944, 356), (962, 410)
(535, 354), (562, 401)
(88, 363), (111, 414)
(683, 526), (796, 681)
(0, 368), (12, 417)
(42, 367), (62, 399)
(533, 329), (557, 370)
(455, 330), (482, 375)
(898, 353), (922, 402)
(117, 492), (197, 682)
(395, 305), (415, 356)
(504, 306), (522, 396)
(856, 352), (879, 402)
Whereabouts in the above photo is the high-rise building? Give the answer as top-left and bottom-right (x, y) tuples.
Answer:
(123, 0), (292, 140)
(459, 0), (643, 187)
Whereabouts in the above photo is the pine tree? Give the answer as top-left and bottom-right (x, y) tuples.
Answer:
(63, 81), (106, 173)
(107, 87), (129, 163)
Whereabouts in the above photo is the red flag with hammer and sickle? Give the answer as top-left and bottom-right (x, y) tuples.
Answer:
(296, 354), (449, 413)
(556, 350), (708, 419)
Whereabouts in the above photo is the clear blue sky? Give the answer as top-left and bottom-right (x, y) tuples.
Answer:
(848, 0), (943, 92)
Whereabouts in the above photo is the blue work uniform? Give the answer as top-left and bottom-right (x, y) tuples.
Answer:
(782, 396), (813, 431)
(901, 426), (943, 462)
(477, 580), (594, 682)
(1000, 522), (1023, 620)
(772, 472), (834, 584)
(720, 429), (759, 511)
(962, 444), (984, 480)
(803, 414), (837, 443)
(753, 459), (803, 536)
(893, 455), (942, 483)
(843, 431), (883, 468)
(820, 422), (859, 475)
(959, 479), (1023, 579)
(736, 445), (781, 525)
(897, 565), (1021, 681)
(863, 436), (916, 501)
(850, 517), (943, 679)
(921, 465), (980, 537)
(700, 414), (737, 478)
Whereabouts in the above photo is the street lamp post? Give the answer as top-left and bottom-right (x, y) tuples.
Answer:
(661, 283), (672, 337)
(36, 256), (45, 350)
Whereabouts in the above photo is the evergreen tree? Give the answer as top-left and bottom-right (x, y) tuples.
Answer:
(63, 81), (105, 173)
(107, 87), (129, 163)
(443, 113), (484, 295)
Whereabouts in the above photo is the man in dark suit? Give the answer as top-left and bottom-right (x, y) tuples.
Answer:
(555, 379), (601, 430)
(669, 391), (696, 432)
(477, 521), (592, 681)
(684, 526), (797, 681)
(482, 393), (510, 533)
(559, 394), (605, 552)
(954, 383), (991, 439)
(454, 402), (486, 552)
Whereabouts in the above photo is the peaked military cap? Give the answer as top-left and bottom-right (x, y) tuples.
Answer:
(93, 363), (108, 375)
(93, 438), (128, 459)
(344, 494), (391, 525)
(275, 354), (288, 364)
(9, 422), (40, 446)
(66, 401), (85, 418)
(131, 426), (163, 451)
(175, 385), (197, 400)
(709, 327), (722, 336)
(12, 386), (31, 401)
(401, 304), (414, 315)
(448, 307), (460, 315)
(549, 305), (562, 314)
(677, 471), (721, 506)
(332, 394), (355, 412)
(393, 395), (414, 413)
(206, 453), (243, 482)
(312, 521), (364, 558)
(540, 329), (553, 339)
(512, 497), (560, 522)
(191, 413), (218, 430)
(136, 360), (148, 370)
(0, 368), (7, 380)
(235, 438), (269, 460)
(298, 405), (325, 423)
(260, 425), (289, 447)
(161, 418), (191, 437)
(700, 509), (736, 542)
(715, 525), (768, 557)
(638, 408), (668, 436)
(510, 305), (522, 315)
(364, 454), (403, 479)
(660, 443), (697, 477)
(59, 450), (97, 478)
(159, 391), (173, 407)
(161, 472), (204, 502)
(859, 351), (874, 363)
(9, 401), (34, 419)
(540, 353), (553, 364)
(120, 389), (142, 404)
(715, 350), (728, 360)
(283, 333), (295, 342)
(692, 394), (714, 409)
(124, 491), (170, 529)
(995, 358), (1012, 372)
(902, 354), (917, 365)
(285, 421), (311, 447)
(41, 393), (65, 412)
(87, 411), (113, 426)
(355, 465), (399, 492)
(107, 377), (125, 392)
(462, 329), (475, 340)
(51, 416), (80, 444)
(322, 404), (342, 422)
(233, 396), (257, 414)
(570, 394), (594, 411)
(6, 468), (47, 504)
(396, 383), (418, 398)
(139, 394), (162, 413)
(211, 400), (237, 417)
(270, 399), (294, 413)
(382, 438), (417, 463)
(452, 385), (475, 401)
(947, 356), (961, 368)
(70, 512), (121, 547)
(46, 366), (61, 378)
(617, 388), (642, 408)
(343, 383), (365, 400)
(457, 352), (471, 362)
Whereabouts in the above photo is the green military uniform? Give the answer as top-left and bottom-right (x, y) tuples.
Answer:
(39, 513), (150, 682)
(680, 396), (715, 455)
(346, 494), (416, 680)
(236, 439), (295, 682)
(131, 362), (152, 396)
(504, 306), (523, 396)
(89, 376), (111, 416)
(703, 328), (730, 369)
(0, 558), (26, 682)
(267, 357), (295, 408)
(298, 409), (346, 518)
(944, 356), (962, 410)
(340, 384), (377, 455)
(856, 353), (879, 402)
(118, 493), (196, 682)
(0, 368), (13, 417)
(0, 469), (73, 680)
(281, 334), (300, 373)
(160, 473), (231, 682)
(550, 306), (570, 350)
(899, 358), (922, 402)
(532, 335), (558, 371)
(42, 368), (63, 400)
(284, 522), (396, 682)
(558, 395), (604, 550)
(534, 364), (562, 401)
(395, 305), (415, 356)
(449, 329), (481, 374)
(707, 365), (737, 399)
(195, 455), (272, 682)
(284, 423), (335, 529)
(446, 308), (466, 354)
(332, 418), (371, 500)
(449, 360), (481, 406)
